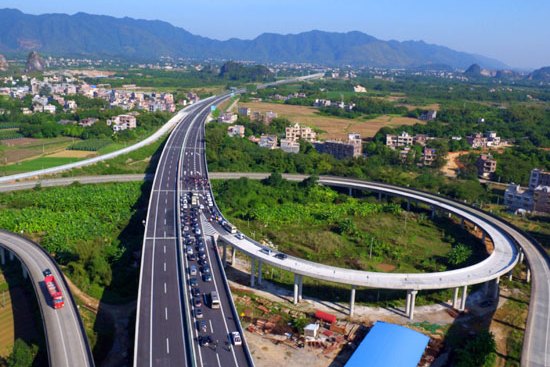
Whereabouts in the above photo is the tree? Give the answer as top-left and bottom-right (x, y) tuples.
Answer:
(454, 330), (496, 367)
(7, 339), (38, 367)
(447, 244), (472, 267)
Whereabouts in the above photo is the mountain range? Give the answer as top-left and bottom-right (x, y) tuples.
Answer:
(0, 8), (507, 69)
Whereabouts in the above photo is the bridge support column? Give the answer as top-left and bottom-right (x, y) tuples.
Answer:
(407, 290), (418, 320)
(231, 247), (236, 265)
(406, 199), (410, 211)
(378, 192), (382, 201)
(459, 285), (468, 311)
(0, 247), (5, 265)
(482, 281), (489, 295)
(473, 225), (478, 232)
(405, 290), (411, 316)
(257, 260), (263, 286)
(448, 212), (452, 218)
(9, 250), (14, 261)
(508, 271), (513, 281)
(298, 275), (303, 301)
(250, 258), (256, 287)
(460, 218), (465, 227)
(526, 267), (531, 283)
(222, 242), (227, 267)
(518, 250), (524, 264)
(431, 206), (436, 219)
(493, 277), (500, 299)
(452, 287), (459, 309)
(293, 274), (300, 304)
(348, 187), (353, 197)
(481, 231), (486, 244)
(22, 264), (28, 279)
(349, 286), (356, 316)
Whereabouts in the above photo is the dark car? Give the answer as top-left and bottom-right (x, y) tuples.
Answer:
(202, 274), (212, 282)
(42, 268), (52, 277)
(194, 308), (203, 319)
(194, 297), (202, 307)
(191, 288), (200, 297)
(189, 278), (198, 287)
(201, 265), (211, 275)
(198, 258), (208, 266)
(199, 335), (213, 347)
(197, 320), (208, 333)
(188, 253), (197, 261)
(275, 253), (288, 260)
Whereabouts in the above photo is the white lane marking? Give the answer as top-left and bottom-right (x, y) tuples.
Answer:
(166, 338), (170, 354)
(164, 262), (166, 272)
(164, 282), (167, 294)
(164, 245), (166, 254)
(164, 218), (167, 225)
(165, 307), (168, 320)
(209, 319), (214, 333)
(216, 353), (222, 367)
(54, 300), (71, 365)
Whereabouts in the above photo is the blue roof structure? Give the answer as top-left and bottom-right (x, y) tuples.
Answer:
(345, 321), (429, 367)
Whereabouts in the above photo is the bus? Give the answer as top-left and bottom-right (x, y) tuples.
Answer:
(222, 221), (237, 234)
(210, 291), (220, 309)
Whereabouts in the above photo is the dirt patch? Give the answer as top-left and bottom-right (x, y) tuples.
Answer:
(0, 138), (40, 147)
(375, 263), (396, 272)
(47, 150), (97, 159)
(241, 102), (422, 139)
(441, 151), (469, 178)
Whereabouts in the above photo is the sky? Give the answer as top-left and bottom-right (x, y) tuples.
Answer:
(1, 0), (549, 69)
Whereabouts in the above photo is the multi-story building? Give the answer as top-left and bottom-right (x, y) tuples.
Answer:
(314, 134), (362, 160)
(419, 110), (437, 121)
(504, 168), (550, 213)
(285, 123), (317, 142)
(422, 147), (437, 166)
(107, 114), (137, 132)
(280, 138), (300, 154)
(386, 131), (414, 148)
(227, 125), (245, 138)
(476, 154), (497, 179)
(218, 112), (238, 124)
(259, 135), (278, 150)
(238, 107), (251, 116)
(467, 131), (501, 149)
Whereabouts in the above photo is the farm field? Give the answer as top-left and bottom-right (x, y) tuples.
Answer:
(0, 136), (76, 165)
(240, 101), (422, 140)
(0, 157), (83, 175)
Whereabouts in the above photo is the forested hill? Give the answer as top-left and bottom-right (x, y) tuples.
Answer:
(0, 8), (506, 69)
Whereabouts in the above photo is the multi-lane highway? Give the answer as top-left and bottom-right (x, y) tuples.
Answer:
(0, 231), (94, 367)
(134, 96), (252, 367)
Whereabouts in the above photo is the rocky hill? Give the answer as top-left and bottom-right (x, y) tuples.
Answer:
(0, 8), (507, 69)
(528, 66), (550, 82)
(0, 53), (7, 71)
(25, 51), (47, 72)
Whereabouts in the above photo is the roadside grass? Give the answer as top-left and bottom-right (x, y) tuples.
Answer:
(0, 136), (76, 165)
(0, 156), (82, 174)
(76, 299), (114, 364)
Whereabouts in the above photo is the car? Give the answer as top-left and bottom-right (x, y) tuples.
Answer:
(198, 320), (208, 333)
(186, 247), (194, 256)
(42, 268), (52, 277)
(195, 308), (203, 319)
(198, 258), (208, 266)
(275, 253), (288, 260)
(189, 265), (197, 276)
(193, 297), (202, 307)
(199, 335), (213, 347)
(235, 232), (245, 240)
(201, 266), (211, 275)
(191, 288), (200, 297)
(195, 228), (202, 235)
(260, 247), (273, 256)
(183, 226), (189, 232)
(198, 252), (207, 260)
(189, 278), (198, 287)
(187, 253), (197, 261)
(230, 331), (242, 346)
(202, 274), (212, 282)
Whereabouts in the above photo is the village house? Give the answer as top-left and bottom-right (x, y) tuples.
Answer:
(107, 114), (137, 132)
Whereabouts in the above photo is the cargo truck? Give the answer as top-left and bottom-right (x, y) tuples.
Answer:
(44, 274), (64, 309)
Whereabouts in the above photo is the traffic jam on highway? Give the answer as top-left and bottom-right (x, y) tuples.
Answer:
(179, 177), (243, 352)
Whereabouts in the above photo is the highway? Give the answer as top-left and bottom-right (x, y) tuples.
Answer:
(0, 231), (94, 367)
(133, 96), (252, 367)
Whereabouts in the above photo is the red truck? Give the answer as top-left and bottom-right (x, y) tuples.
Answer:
(44, 273), (64, 309)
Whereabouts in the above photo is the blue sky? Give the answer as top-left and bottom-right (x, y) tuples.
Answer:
(1, 0), (549, 69)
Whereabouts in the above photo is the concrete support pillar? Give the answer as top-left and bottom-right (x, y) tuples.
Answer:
(408, 290), (418, 320)
(378, 192), (382, 201)
(293, 274), (299, 305)
(526, 267), (531, 283)
(493, 277), (500, 299)
(298, 275), (303, 301)
(405, 290), (412, 316)
(459, 285), (468, 311)
(231, 247), (236, 265)
(406, 199), (411, 211)
(481, 231), (486, 244)
(0, 247), (5, 265)
(482, 281), (489, 295)
(452, 287), (459, 308)
(250, 258), (256, 287)
(474, 225), (478, 232)
(448, 212), (452, 218)
(348, 187), (353, 197)
(349, 286), (356, 316)
(257, 260), (263, 285)
(461, 218), (465, 227)
(222, 242), (227, 267)
(431, 206), (436, 219)
(9, 251), (14, 261)
(22, 264), (28, 279)
(508, 271), (513, 281)
(519, 251), (524, 264)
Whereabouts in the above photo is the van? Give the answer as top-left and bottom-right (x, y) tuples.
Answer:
(260, 247), (273, 256)
(210, 291), (220, 309)
(189, 265), (197, 276)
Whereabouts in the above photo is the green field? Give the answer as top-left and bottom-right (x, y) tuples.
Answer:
(0, 157), (82, 174)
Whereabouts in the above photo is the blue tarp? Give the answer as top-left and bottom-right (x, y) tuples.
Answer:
(345, 321), (429, 367)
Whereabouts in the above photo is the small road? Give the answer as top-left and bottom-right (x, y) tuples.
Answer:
(0, 231), (94, 367)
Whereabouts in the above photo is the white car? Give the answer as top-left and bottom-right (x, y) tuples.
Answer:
(230, 331), (242, 346)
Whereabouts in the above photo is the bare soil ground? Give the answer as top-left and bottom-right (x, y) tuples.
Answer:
(47, 150), (97, 158)
(240, 102), (422, 140)
(1, 137), (75, 164)
(441, 151), (469, 178)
